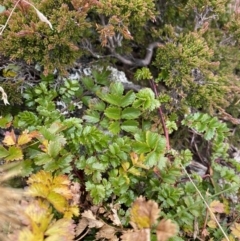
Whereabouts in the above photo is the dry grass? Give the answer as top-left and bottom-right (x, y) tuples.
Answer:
(0, 162), (25, 241)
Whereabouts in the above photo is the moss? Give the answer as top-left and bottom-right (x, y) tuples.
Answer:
(0, 0), (93, 74)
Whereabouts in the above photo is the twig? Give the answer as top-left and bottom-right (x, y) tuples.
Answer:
(75, 228), (90, 241)
(108, 42), (164, 67)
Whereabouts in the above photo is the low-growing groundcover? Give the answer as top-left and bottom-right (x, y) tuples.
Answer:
(1, 0), (240, 240)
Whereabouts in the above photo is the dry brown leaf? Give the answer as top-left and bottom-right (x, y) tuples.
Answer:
(156, 219), (178, 241)
(201, 228), (210, 238)
(0, 86), (10, 105)
(130, 196), (160, 229)
(3, 130), (16, 146)
(95, 224), (117, 240)
(34, 8), (53, 30)
(82, 210), (104, 228)
(76, 218), (88, 236)
(210, 200), (225, 213)
(231, 222), (240, 238)
(121, 229), (150, 241)
(110, 208), (122, 226)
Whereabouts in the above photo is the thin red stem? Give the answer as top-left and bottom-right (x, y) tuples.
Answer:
(150, 79), (170, 150)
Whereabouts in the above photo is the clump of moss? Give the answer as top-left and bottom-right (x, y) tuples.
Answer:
(0, 0), (95, 74)
(0, 80), (23, 105)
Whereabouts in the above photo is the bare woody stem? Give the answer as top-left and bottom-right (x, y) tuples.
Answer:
(108, 42), (164, 67)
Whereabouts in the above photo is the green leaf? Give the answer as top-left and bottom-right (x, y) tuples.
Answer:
(83, 111), (100, 123)
(121, 107), (141, 119)
(91, 162), (106, 171)
(104, 107), (121, 120)
(146, 131), (159, 148)
(134, 67), (153, 80)
(121, 120), (139, 133)
(145, 151), (159, 167)
(86, 182), (106, 204)
(155, 136), (167, 153)
(82, 76), (95, 90)
(35, 153), (53, 165)
(133, 88), (160, 110)
(0, 145), (8, 158)
(204, 128), (215, 140)
(128, 166), (141, 176)
(5, 146), (23, 161)
(157, 155), (168, 169)
(89, 99), (106, 111)
(47, 140), (62, 158)
(109, 82), (124, 95)
(17, 111), (38, 127)
(103, 93), (123, 106)
(120, 91), (136, 107)
(21, 159), (34, 176)
(109, 121), (121, 134)
(0, 114), (12, 128)
(132, 142), (151, 154)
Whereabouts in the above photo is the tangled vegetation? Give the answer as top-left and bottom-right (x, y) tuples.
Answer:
(1, 0), (240, 240)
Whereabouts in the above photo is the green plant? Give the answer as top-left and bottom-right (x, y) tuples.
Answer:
(2, 0), (240, 240)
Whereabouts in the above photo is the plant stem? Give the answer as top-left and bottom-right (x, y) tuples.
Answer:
(150, 79), (170, 150)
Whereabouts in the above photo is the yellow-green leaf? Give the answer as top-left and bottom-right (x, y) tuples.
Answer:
(18, 131), (33, 146)
(5, 146), (23, 161)
(47, 191), (68, 213)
